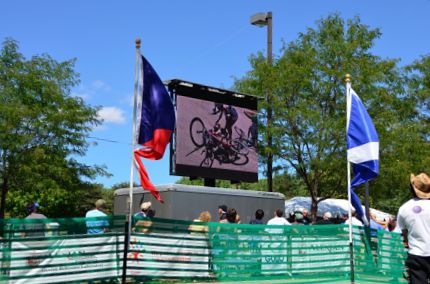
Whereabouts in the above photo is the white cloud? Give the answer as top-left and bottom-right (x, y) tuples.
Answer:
(72, 80), (111, 100)
(92, 80), (111, 91)
(97, 107), (126, 124)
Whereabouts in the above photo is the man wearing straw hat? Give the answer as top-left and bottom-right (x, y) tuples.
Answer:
(398, 173), (430, 283)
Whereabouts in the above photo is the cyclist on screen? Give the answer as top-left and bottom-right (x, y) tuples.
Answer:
(212, 103), (238, 140)
(244, 109), (257, 148)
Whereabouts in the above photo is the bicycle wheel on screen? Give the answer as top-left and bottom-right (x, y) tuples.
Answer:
(231, 151), (249, 165)
(200, 148), (214, 168)
(231, 139), (250, 156)
(234, 126), (246, 139)
(190, 117), (206, 147)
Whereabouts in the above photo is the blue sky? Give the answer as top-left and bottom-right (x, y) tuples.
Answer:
(1, 0), (429, 189)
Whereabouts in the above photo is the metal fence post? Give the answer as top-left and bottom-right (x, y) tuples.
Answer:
(122, 219), (130, 284)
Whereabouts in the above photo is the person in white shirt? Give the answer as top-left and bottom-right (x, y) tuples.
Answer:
(266, 209), (290, 234)
(344, 209), (363, 227)
(398, 173), (430, 284)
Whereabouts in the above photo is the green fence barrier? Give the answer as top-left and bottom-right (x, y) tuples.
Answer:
(1, 216), (125, 284)
(1, 216), (407, 283)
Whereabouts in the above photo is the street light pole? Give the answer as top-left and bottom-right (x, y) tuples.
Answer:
(251, 12), (273, 192)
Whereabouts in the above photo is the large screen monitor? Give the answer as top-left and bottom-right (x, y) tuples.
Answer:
(168, 79), (258, 182)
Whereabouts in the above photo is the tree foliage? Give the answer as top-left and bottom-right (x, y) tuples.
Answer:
(0, 38), (108, 218)
(235, 14), (430, 217)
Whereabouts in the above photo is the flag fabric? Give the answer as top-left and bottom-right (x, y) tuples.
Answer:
(350, 188), (365, 223)
(347, 87), (379, 222)
(134, 55), (175, 202)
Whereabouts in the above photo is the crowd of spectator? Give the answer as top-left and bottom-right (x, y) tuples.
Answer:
(17, 171), (430, 283)
(183, 203), (403, 236)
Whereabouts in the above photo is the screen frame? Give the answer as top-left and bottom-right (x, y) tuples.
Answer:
(167, 79), (259, 182)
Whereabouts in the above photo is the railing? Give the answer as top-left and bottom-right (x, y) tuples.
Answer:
(0, 216), (125, 284)
(1, 216), (407, 283)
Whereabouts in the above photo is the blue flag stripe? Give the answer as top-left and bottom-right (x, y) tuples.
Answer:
(347, 88), (379, 149)
(136, 55), (175, 145)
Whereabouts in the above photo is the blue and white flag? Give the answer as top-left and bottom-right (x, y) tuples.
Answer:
(347, 87), (379, 187)
(347, 87), (379, 222)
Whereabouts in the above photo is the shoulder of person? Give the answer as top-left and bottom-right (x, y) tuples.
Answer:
(398, 199), (414, 214)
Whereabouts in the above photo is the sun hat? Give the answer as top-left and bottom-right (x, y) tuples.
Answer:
(141, 202), (152, 211)
(410, 173), (430, 199)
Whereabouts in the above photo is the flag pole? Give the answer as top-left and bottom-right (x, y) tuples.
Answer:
(129, 38), (141, 224)
(346, 73), (355, 283)
(365, 182), (370, 225)
(122, 38), (141, 284)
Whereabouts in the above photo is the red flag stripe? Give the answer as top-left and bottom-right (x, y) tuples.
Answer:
(133, 150), (164, 203)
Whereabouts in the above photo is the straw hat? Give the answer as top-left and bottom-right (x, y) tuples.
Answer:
(410, 173), (430, 199)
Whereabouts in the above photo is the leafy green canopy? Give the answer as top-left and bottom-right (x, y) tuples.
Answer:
(0, 38), (108, 218)
(235, 14), (430, 215)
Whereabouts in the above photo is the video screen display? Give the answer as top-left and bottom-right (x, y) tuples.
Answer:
(171, 81), (258, 182)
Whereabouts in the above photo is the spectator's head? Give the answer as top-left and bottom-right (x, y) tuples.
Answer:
(235, 214), (241, 224)
(218, 205), (227, 215)
(388, 217), (397, 231)
(323, 212), (332, 220)
(226, 208), (237, 223)
(95, 199), (107, 210)
(351, 209), (357, 217)
(294, 211), (304, 223)
(342, 213), (348, 221)
(255, 209), (264, 220)
(26, 202), (39, 214)
(146, 209), (156, 218)
(287, 211), (295, 222)
(275, 209), (284, 218)
(198, 211), (211, 222)
(410, 173), (430, 199)
(141, 202), (152, 212)
(303, 209), (309, 217)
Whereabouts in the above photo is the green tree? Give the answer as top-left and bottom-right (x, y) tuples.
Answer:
(235, 14), (428, 218)
(0, 38), (107, 218)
